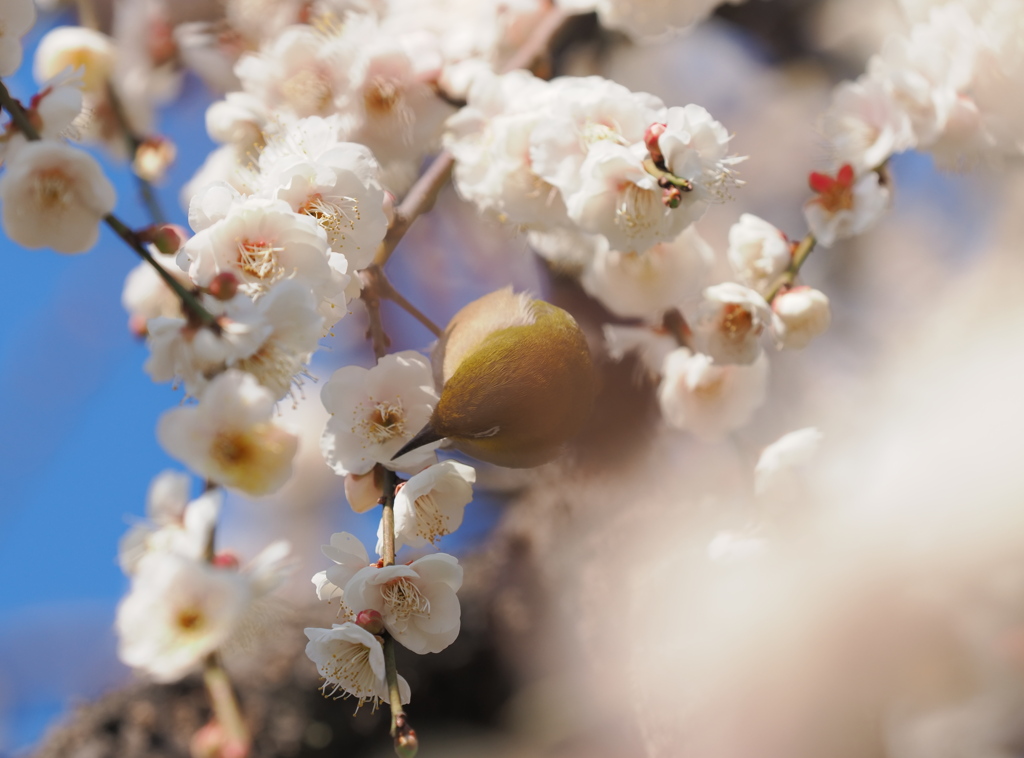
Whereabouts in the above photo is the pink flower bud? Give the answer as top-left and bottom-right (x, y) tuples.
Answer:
(355, 609), (385, 634)
(207, 272), (239, 301)
(128, 313), (149, 338)
(645, 122), (667, 167)
(344, 466), (385, 514)
(139, 223), (187, 255)
(212, 552), (240, 569)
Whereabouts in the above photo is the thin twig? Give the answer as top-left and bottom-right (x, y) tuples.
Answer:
(203, 654), (251, 758)
(0, 79), (217, 329)
(105, 80), (168, 225)
(378, 468), (415, 756)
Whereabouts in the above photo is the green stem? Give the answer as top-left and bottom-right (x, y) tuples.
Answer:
(0, 78), (217, 329)
(642, 156), (694, 191)
(766, 233), (817, 303)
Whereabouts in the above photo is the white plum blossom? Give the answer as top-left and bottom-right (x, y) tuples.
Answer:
(603, 324), (679, 381)
(377, 460), (476, 552)
(771, 286), (831, 350)
(343, 553), (463, 654)
(258, 121), (388, 272)
(754, 427), (823, 498)
(695, 283), (772, 366)
(232, 280), (325, 399)
(205, 92), (269, 149)
(178, 196), (350, 327)
(804, 165), (890, 248)
(567, 140), (688, 253)
(445, 69), (569, 229)
(727, 214), (792, 297)
(234, 26), (351, 119)
(304, 623), (410, 705)
(311, 531), (372, 606)
(0, 0), (36, 77)
(530, 76), (663, 199)
(116, 541), (293, 682)
(658, 348), (769, 441)
(822, 75), (916, 173)
(117, 552), (252, 682)
(656, 104), (744, 210)
(580, 225), (713, 319)
(144, 292), (268, 397)
(332, 28), (454, 171)
(33, 26), (116, 96)
(320, 350), (440, 476)
(157, 370), (299, 496)
(0, 140), (116, 254)
(118, 474), (220, 575)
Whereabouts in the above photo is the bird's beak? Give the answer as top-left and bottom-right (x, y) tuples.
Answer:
(391, 423), (444, 461)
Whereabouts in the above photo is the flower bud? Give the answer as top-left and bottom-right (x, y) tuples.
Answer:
(212, 552), (240, 569)
(394, 717), (418, 758)
(771, 286), (831, 349)
(133, 135), (176, 183)
(128, 313), (150, 338)
(662, 185), (682, 209)
(344, 466), (385, 513)
(139, 223), (187, 255)
(207, 272), (239, 301)
(644, 122), (667, 167)
(355, 609), (384, 635)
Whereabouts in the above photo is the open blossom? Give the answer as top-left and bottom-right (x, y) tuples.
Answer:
(445, 69), (570, 230)
(754, 426), (823, 498)
(116, 541), (292, 682)
(117, 552), (252, 682)
(0, 0), (36, 76)
(157, 369), (299, 496)
(727, 214), (791, 296)
(695, 283), (771, 366)
(656, 104), (744, 209)
(658, 348), (769, 441)
(257, 120), (388, 272)
(118, 472), (220, 574)
(320, 350), (440, 476)
(343, 553), (463, 654)
(0, 140), (116, 254)
(772, 286), (831, 350)
(178, 196), (349, 327)
(580, 225), (713, 319)
(34, 26), (115, 95)
(566, 140), (690, 253)
(803, 164), (890, 248)
(304, 623), (410, 706)
(377, 461), (476, 552)
(235, 26), (350, 119)
(311, 531), (372, 606)
(822, 75), (916, 173)
(144, 292), (268, 396)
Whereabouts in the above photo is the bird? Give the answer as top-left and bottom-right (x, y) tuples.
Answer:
(393, 287), (598, 468)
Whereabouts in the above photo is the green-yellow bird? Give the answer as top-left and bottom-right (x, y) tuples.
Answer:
(393, 287), (598, 468)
